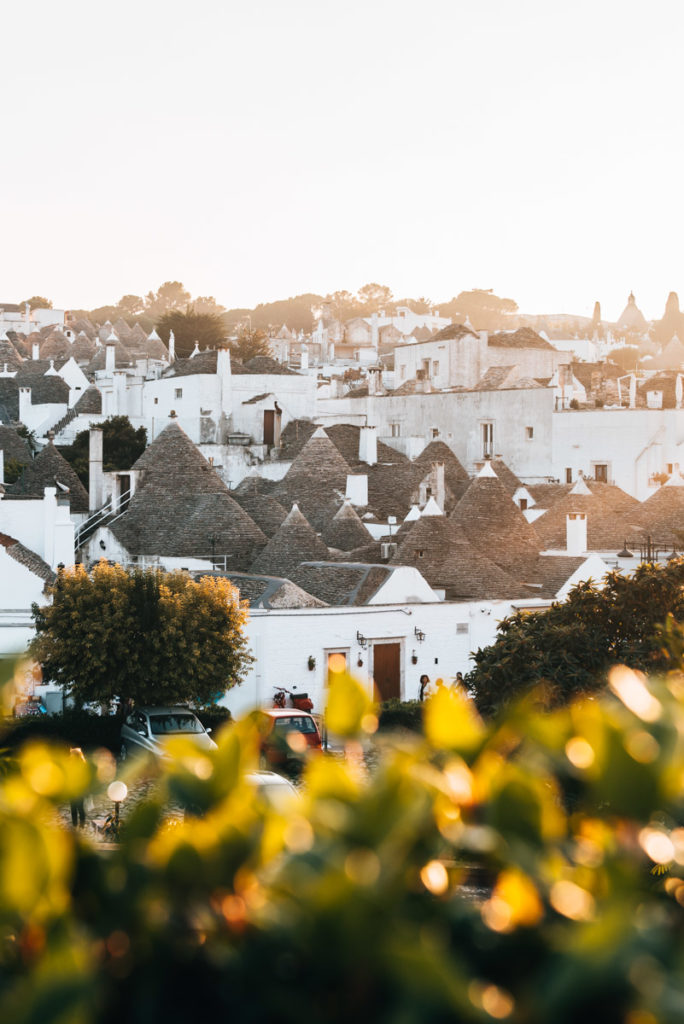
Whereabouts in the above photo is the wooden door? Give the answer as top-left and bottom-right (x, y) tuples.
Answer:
(263, 409), (275, 446)
(372, 643), (401, 701)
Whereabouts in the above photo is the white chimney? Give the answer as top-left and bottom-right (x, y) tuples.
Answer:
(168, 330), (176, 362)
(566, 512), (587, 555)
(32, 341), (40, 360)
(371, 312), (379, 349)
(89, 427), (104, 512)
(53, 494), (75, 568)
(105, 343), (116, 373)
(18, 387), (32, 424)
(0, 449), (4, 486)
(359, 425), (377, 466)
(346, 473), (368, 507)
(217, 347), (233, 415)
(300, 343), (309, 371)
(43, 486), (57, 568)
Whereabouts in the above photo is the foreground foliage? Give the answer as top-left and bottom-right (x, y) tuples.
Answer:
(3, 661), (684, 1021)
(30, 563), (253, 709)
(469, 559), (684, 714)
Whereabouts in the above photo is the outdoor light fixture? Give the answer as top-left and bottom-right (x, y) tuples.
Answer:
(107, 780), (128, 836)
(411, 650), (418, 665)
(414, 627), (426, 643)
(357, 631), (367, 648)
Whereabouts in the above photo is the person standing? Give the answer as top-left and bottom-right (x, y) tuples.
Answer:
(69, 747), (87, 828)
(419, 674), (430, 701)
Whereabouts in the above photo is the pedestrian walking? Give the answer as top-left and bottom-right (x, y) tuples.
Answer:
(69, 747), (86, 828)
(419, 674), (430, 701)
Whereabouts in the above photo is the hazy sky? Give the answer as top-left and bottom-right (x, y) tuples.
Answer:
(3, 0), (683, 320)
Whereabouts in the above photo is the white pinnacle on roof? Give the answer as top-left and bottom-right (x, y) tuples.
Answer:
(404, 504), (421, 522)
(421, 496), (443, 516)
(44, 359), (59, 376)
(477, 460), (498, 479)
(190, 342), (200, 358)
(664, 472), (684, 487)
(311, 426), (328, 439)
(147, 328), (161, 342)
(570, 476), (592, 496)
(106, 329), (118, 343)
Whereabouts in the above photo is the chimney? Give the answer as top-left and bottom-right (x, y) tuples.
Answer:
(346, 473), (368, 507)
(168, 330), (176, 362)
(53, 493), (75, 568)
(25, 302), (31, 324)
(371, 312), (379, 349)
(300, 343), (309, 371)
(566, 512), (587, 555)
(425, 462), (445, 511)
(105, 343), (116, 373)
(217, 346), (233, 415)
(18, 387), (32, 424)
(32, 341), (40, 360)
(89, 427), (104, 512)
(359, 425), (377, 466)
(43, 486), (57, 567)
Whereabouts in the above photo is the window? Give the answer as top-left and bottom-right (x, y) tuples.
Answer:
(175, 388), (183, 399)
(414, 549), (425, 558)
(400, 366), (406, 379)
(432, 360), (440, 376)
(154, 397), (158, 405)
(456, 623), (469, 635)
(431, 427), (439, 439)
(565, 467), (572, 483)
(391, 422), (401, 437)
(519, 498), (528, 511)
(525, 426), (534, 440)
(481, 422), (494, 458)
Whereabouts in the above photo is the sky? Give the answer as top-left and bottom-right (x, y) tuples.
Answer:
(2, 0), (683, 321)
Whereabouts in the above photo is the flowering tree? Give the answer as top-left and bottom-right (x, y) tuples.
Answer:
(30, 562), (252, 709)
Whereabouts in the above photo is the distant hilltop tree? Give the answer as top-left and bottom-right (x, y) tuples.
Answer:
(21, 296), (53, 310)
(156, 308), (227, 359)
(438, 289), (519, 331)
(230, 325), (272, 363)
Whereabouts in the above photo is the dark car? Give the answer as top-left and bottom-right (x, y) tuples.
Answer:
(120, 706), (217, 761)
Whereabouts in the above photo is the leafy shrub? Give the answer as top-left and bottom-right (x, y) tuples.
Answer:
(377, 697), (424, 733)
(3, 667), (684, 1021)
(0, 710), (122, 753)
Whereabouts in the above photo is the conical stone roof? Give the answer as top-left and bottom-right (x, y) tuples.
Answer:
(321, 499), (372, 550)
(451, 462), (540, 577)
(413, 440), (468, 484)
(534, 479), (638, 550)
(251, 503), (330, 578)
(7, 438), (89, 512)
(232, 492), (288, 538)
(110, 422), (267, 567)
(274, 427), (351, 530)
(392, 516), (529, 600)
(617, 483), (684, 548)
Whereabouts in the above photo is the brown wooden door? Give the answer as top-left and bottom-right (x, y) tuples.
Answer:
(264, 409), (275, 446)
(373, 643), (401, 701)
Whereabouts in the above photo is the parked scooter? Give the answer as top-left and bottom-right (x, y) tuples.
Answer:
(272, 687), (314, 712)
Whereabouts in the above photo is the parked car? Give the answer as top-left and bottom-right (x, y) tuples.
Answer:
(120, 706), (217, 761)
(244, 770), (300, 810)
(258, 708), (322, 770)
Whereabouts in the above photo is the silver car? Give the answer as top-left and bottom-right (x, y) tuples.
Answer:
(120, 706), (218, 760)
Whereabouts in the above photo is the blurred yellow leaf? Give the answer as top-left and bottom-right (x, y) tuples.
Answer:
(425, 684), (484, 752)
(326, 672), (373, 738)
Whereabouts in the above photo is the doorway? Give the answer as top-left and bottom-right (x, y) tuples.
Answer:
(372, 642), (401, 701)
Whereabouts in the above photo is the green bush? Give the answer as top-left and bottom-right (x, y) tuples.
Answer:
(3, 668), (684, 1021)
(377, 697), (424, 733)
(0, 711), (121, 753)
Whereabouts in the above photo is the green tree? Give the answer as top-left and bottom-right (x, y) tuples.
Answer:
(357, 282), (394, 310)
(20, 296), (53, 310)
(156, 308), (226, 359)
(438, 288), (518, 330)
(230, 324), (272, 363)
(2, 457), (27, 485)
(116, 294), (145, 317)
(607, 346), (641, 372)
(145, 281), (192, 318)
(193, 295), (226, 316)
(468, 559), (684, 715)
(30, 563), (252, 709)
(58, 416), (147, 488)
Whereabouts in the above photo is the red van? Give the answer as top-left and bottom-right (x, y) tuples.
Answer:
(259, 709), (322, 769)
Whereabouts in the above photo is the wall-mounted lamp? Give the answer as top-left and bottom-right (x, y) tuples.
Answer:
(356, 631), (367, 648)
(307, 655), (316, 671)
(414, 627), (426, 643)
(357, 655), (363, 668)
(411, 650), (418, 665)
